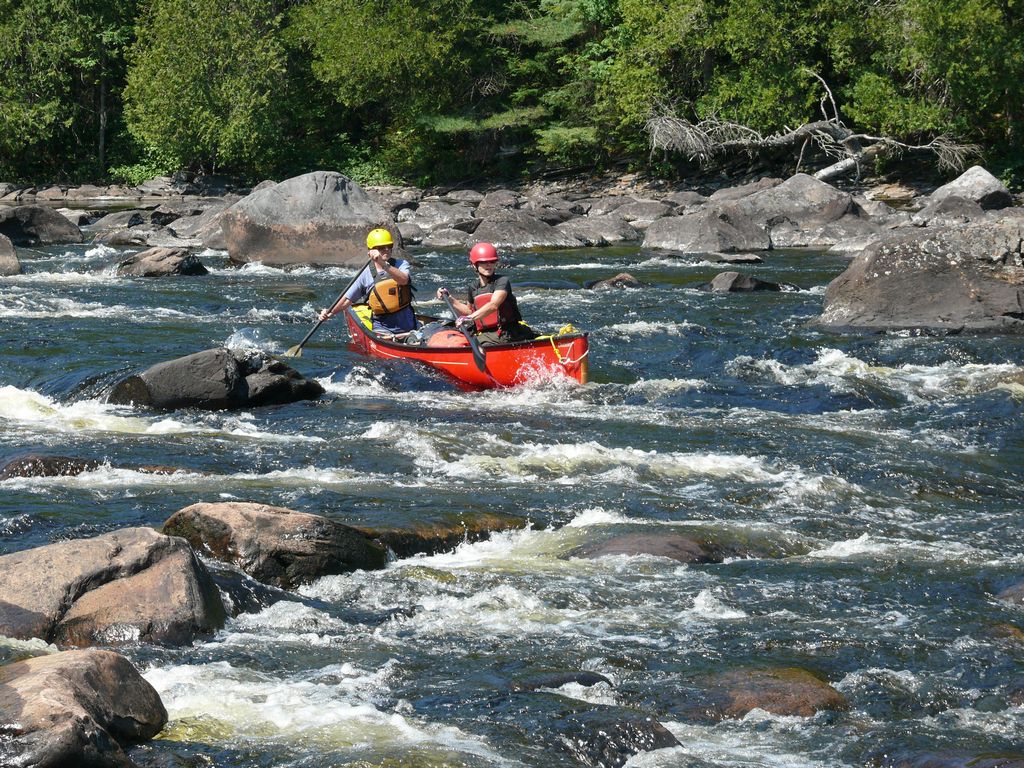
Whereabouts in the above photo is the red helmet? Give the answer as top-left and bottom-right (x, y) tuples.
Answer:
(469, 242), (499, 265)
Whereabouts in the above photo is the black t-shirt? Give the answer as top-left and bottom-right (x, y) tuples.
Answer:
(466, 274), (523, 327)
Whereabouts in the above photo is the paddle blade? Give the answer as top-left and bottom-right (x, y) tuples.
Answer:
(283, 345), (303, 358)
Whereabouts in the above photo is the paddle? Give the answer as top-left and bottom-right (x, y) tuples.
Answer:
(284, 259), (371, 357)
(442, 292), (489, 374)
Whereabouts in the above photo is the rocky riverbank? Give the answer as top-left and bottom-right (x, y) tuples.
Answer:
(2, 166), (1021, 332)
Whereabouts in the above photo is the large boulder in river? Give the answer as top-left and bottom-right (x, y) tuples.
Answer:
(556, 215), (640, 246)
(0, 204), (84, 245)
(163, 502), (388, 589)
(221, 170), (398, 267)
(643, 206), (770, 253)
(816, 216), (1024, 332)
(116, 246), (209, 277)
(0, 527), (225, 646)
(0, 649), (167, 767)
(930, 165), (1014, 210)
(107, 347), (324, 410)
(0, 233), (21, 275)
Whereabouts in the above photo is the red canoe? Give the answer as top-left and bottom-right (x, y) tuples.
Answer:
(344, 307), (589, 389)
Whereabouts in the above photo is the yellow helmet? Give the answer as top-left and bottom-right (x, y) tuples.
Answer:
(366, 228), (394, 249)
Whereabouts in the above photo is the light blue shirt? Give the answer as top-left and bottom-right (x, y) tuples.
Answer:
(346, 258), (416, 333)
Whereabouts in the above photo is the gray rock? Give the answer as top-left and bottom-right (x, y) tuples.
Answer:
(476, 189), (520, 211)
(772, 212), (881, 249)
(0, 233), (21, 276)
(0, 649), (167, 767)
(0, 454), (101, 479)
(473, 208), (582, 249)
(163, 501), (388, 589)
(91, 209), (149, 232)
(613, 200), (672, 226)
(555, 215), (640, 246)
(931, 165), (1014, 210)
(513, 671), (613, 692)
(365, 185), (423, 215)
(222, 171), (397, 267)
(107, 347), (324, 410)
(565, 528), (801, 562)
(444, 189), (485, 203)
(706, 271), (787, 292)
(585, 272), (642, 290)
(65, 184), (107, 199)
(35, 185), (66, 201)
(725, 173), (854, 246)
(0, 204), (84, 245)
(520, 195), (581, 225)
(817, 217), (1024, 332)
(643, 208), (770, 253)
(713, 252), (763, 264)
(584, 197), (630, 216)
(116, 246), (209, 277)
(54, 207), (97, 226)
(664, 190), (708, 208)
(93, 228), (151, 246)
(911, 195), (986, 227)
(397, 221), (425, 244)
(402, 200), (477, 232)
(421, 228), (470, 250)
(0, 527), (225, 646)
(708, 177), (783, 202)
(354, 512), (528, 559)
(0, 182), (16, 197)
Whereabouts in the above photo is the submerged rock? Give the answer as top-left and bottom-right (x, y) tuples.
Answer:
(0, 453), (182, 480)
(0, 527), (225, 646)
(513, 671), (614, 692)
(564, 528), (804, 564)
(0, 649), (167, 768)
(547, 709), (680, 768)
(354, 511), (528, 559)
(163, 501), (388, 589)
(107, 347), (324, 410)
(872, 750), (1024, 768)
(676, 667), (848, 721)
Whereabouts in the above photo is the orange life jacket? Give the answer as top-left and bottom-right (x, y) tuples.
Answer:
(367, 263), (412, 315)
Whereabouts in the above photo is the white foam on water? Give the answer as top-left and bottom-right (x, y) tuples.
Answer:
(602, 320), (699, 337)
(441, 440), (788, 486)
(537, 680), (619, 706)
(806, 533), (986, 563)
(685, 589), (748, 620)
(0, 465), (206, 492)
(564, 508), (634, 527)
(0, 294), (200, 320)
(629, 719), (837, 767)
(730, 348), (1023, 401)
(144, 661), (505, 760)
(224, 327), (279, 353)
(0, 386), (322, 443)
(833, 667), (923, 694)
(919, 706), (1024, 740)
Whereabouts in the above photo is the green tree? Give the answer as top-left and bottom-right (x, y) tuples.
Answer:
(0, 0), (137, 180)
(123, 0), (287, 176)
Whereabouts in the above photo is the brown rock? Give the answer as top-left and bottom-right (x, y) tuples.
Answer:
(0, 649), (167, 767)
(163, 502), (388, 589)
(354, 511), (528, 559)
(0, 527), (225, 646)
(565, 528), (804, 564)
(685, 667), (847, 720)
(585, 272), (642, 290)
(0, 453), (102, 479)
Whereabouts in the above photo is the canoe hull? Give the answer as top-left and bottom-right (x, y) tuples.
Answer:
(344, 309), (589, 389)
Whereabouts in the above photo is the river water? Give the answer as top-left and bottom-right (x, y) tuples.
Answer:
(2, 237), (1024, 766)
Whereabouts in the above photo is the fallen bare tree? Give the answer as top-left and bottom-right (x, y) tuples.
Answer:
(645, 73), (979, 181)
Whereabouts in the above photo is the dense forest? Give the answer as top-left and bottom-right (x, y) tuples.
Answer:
(1, 0), (1022, 188)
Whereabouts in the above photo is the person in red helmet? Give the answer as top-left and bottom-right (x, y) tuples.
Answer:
(435, 242), (537, 345)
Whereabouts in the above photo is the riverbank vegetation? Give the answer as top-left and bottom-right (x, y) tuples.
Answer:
(1, 0), (1021, 188)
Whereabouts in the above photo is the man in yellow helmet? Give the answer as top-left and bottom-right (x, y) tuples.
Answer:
(318, 228), (416, 334)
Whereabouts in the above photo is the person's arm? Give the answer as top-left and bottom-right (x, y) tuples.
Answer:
(436, 287), (472, 315)
(319, 269), (371, 320)
(373, 250), (409, 285)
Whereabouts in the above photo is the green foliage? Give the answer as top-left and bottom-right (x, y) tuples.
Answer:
(107, 141), (180, 186)
(124, 0), (287, 175)
(1, 0), (1023, 184)
(535, 125), (599, 164)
